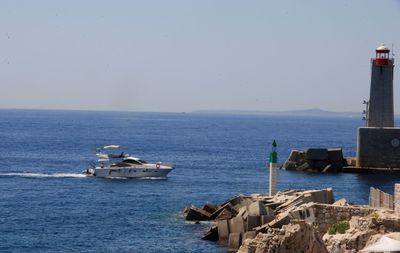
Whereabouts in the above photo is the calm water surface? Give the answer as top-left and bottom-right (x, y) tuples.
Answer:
(0, 110), (399, 252)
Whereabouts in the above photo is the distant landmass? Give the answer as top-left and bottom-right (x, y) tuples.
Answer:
(191, 108), (363, 118)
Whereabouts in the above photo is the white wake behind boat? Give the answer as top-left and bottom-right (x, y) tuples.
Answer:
(83, 145), (174, 178)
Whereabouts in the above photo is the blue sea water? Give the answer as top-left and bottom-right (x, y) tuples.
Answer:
(1, 110), (399, 253)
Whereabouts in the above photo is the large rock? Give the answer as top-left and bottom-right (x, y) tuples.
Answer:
(238, 220), (328, 253)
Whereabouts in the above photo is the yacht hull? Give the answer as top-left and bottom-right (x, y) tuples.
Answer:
(91, 167), (173, 178)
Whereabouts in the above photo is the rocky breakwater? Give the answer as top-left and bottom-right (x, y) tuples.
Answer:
(183, 188), (335, 251)
(282, 148), (346, 172)
(183, 188), (400, 252)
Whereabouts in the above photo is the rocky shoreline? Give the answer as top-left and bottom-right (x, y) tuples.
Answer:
(183, 188), (400, 252)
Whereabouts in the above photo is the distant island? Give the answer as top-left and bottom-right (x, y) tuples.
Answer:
(191, 108), (362, 118)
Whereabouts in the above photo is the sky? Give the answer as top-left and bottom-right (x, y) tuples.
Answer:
(1, 0), (400, 113)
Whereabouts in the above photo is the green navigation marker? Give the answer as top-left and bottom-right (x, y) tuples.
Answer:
(269, 140), (277, 164)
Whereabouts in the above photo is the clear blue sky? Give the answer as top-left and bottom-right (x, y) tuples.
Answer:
(1, 0), (400, 112)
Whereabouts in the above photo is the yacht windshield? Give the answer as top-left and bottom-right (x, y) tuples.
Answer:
(138, 160), (147, 164)
(123, 159), (142, 165)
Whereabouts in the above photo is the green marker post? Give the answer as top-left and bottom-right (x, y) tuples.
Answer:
(268, 140), (278, 195)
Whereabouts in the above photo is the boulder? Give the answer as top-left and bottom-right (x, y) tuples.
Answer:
(239, 220), (328, 253)
(333, 198), (349, 206)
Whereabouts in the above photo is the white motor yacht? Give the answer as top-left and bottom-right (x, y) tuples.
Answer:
(83, 145), (174, 178)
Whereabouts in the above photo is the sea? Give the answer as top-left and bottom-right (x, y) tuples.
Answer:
(1, 109), (399, 253)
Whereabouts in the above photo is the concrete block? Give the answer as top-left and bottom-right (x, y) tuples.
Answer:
(229, 216), (245, 233)
(283, 160), (296, 170)
(322, 164), (337, 173)
(228, 233), (242, 251)
(330, 162), (344, 170)
(346, 157), (357, 166)
(243, 231), (257, 241)
(261, 214), (274, 225)
(202, 203), (218, 214)
(328, 148), (344, 164)
(305, 148), (328, 161)
(210, 203), (237, 220)
(309, 188), (334, 204)
(247, 201), (267, 216)
(185, 206), (212, 221)
(296, 162), (311, 171)
(247, 215), (261, 231)
(313, 160), (329, 170)
(287, 150), (299, 162)
(217, 219), (230, 241)
(215, 208), (236, 221)
(202, 226), (218, 241)
(268, 212), (291, 228)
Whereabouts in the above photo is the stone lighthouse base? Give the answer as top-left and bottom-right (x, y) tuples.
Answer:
(357, 127), (400, 168)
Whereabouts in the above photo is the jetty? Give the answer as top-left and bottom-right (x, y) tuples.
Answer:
(184, 186), (400, 252)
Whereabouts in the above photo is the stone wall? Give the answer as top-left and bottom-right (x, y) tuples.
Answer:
(369, 187), (394, 209)
(311, 204), (375, 236)
(395, 184), (400, 216)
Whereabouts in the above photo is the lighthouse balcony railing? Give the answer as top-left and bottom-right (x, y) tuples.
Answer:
(371, 58), (394, 65)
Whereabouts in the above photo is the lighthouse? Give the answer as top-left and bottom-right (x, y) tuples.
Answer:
(357, 44), (400, 168)
(367, 44), (395, 127)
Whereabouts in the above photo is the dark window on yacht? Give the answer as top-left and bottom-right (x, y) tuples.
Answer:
(138, 160), (147, 164)
(123, 159), (141, 165)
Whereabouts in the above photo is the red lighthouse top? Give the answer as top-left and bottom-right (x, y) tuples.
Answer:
(374, 44), (391, 65)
